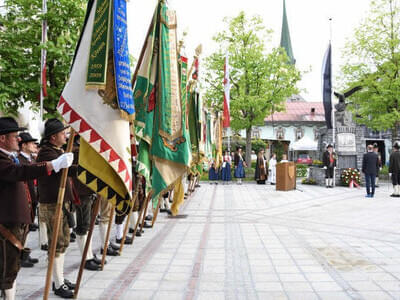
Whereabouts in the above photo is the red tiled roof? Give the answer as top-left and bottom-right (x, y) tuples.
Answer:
(264, 102), (325, 122)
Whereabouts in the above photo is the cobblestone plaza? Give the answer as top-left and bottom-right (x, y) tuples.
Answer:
(18, 181), (400, 299)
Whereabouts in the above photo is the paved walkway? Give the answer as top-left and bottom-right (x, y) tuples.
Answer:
(18, 181), (400, 300)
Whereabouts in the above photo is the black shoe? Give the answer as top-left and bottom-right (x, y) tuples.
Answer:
(101, 245), (120, 256)
(116, 236), (133, 244)
(28, 255), (39, 264)
(41, 244), (48, 251)
(84, 259), (101, 271)
(70, 231), (76, 243)
(21, 259), (34, 268)
(166, 209), (172, 216)
(160, 208), (167, 213)
(95, 215), (100, 225)
(64, 279), (75, 290)
(29, 223), (38, 231)
(92, 254), (106, 265)
(143, 222), (152, 229)
(54, 284), (74, 298)
(135, 231), (142, 237)
(52, 279), (75, 292)
(145, 215), (152, 221)
(109, 242), (120, 251)
(195, 184), (200, 188)
(129, 228), (134, 234)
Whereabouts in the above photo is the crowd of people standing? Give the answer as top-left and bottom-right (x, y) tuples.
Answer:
(208, 147), (278, 185)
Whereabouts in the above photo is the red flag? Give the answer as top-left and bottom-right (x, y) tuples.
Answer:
(223, 53), (230, 128)
(42, 59), (48, 97)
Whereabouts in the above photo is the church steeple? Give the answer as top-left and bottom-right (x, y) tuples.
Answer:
(280, 0), (295, 65)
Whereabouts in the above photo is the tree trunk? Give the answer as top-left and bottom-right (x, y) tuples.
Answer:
(245, 127), (252, 167)
(392, 121), (400, 146)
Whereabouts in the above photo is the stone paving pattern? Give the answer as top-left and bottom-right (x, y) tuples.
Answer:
(17, 181), (400, 299)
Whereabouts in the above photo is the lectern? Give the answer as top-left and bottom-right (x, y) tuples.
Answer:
(276, 162), (296, 191)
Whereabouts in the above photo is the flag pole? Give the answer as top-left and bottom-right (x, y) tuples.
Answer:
(329, 17), (337, 187)
(100, 203), (115, 270)
(119, 179), (140, 254)
(40, 0), (47, 120)
(43, 129), (75, 300)
(73, 194), (101, 299)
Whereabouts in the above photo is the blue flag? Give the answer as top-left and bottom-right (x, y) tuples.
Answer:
(113, 0), (135, 117)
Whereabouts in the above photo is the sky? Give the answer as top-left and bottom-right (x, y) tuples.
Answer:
(126, 0), (372, 102)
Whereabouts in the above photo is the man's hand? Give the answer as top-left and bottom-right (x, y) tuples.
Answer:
(51, 153), (74, 173)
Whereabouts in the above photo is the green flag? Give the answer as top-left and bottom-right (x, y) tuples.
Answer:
(151, 3), (191, 199)
(133, 4), (160, 192)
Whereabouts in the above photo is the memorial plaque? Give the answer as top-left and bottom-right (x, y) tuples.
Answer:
(337, 132), (356, 152)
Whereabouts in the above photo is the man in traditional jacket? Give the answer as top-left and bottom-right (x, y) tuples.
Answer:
(255, 149), (268, 184)
(36, 119), (76, 298)
(389, 141), (400, 197)
(322, 144), (337, 188)
(17, 132), (40, 268)
(0, 117), (72, 300)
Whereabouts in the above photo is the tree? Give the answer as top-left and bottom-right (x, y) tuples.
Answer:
(204, 12), (300, 165)
(341, 0), (400, 144)
(0, 0), (86, 117)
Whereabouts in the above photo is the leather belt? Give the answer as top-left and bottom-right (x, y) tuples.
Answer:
(0, 224), (23, 251)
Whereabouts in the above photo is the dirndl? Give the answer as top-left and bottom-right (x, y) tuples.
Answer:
(234, 160), (245, 178)
(221, 163), (231, 181)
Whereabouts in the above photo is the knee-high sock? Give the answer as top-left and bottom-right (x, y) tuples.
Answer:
(130, 212), (138, 229)
(53, 253), (65, 289)
(99, 222), (109, 247)
(396, 185), (400, 195)
(160, 199), (165, 210)
(146, 203), (153, 217)
(164, 198), (171, 210)
(116, 223), (124, 240)
(4, 281), (16, 300)
(330, 178), (334, 187)
(375, 177), (379, 185)
(76, 234), (93, 260)
(325, 179), (329, 186)
(39, 221), (48, 245)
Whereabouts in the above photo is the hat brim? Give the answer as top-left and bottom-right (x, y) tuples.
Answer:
(44, 125), (70, 138)
(20, 138), (38, 143)
(0, 127), (27, 135)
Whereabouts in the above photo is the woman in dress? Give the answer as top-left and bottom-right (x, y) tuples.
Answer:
(208, 160), (219, 184)
(268, 153), (277, 185)
(234, 147), (246, 184)
(221, 151), (232, 184)
(255, 149), (268, 184)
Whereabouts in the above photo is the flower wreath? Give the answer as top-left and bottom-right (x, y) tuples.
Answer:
(341, 168), (361, 187)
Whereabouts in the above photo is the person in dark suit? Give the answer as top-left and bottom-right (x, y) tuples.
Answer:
(17, 132), (40, 268)
(0, 117), (72, 300)
(362, 144), (379, 198)
(36, 119), (76, 298)
(389, 141), (400, 197)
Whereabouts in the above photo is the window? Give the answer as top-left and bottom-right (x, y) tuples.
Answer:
(276, 127), (285, 140)
(295, 127), (304, 141)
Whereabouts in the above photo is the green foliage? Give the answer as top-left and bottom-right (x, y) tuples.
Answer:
(0, 0), (86, 116)
(296, 164), (308, 177)
(341, 0), (400, 142)
(302, 178), (317, 185)
(252, 138), (267, 154)
(274, 141), (285, 161)
(380, 164), (389, 175)
(312, 159), (323, 166)
(204, 12), (301, 164)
